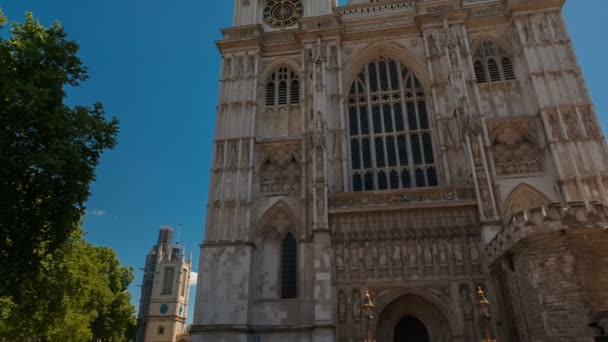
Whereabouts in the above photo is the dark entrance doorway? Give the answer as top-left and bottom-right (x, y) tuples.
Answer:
(394, 316), (430, 342)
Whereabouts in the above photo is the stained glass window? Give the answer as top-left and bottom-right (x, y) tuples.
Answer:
(347, 57), (438, 191)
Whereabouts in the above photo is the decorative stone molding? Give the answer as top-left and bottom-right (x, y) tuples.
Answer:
(222, 25), (262, 41)
(329, 185), (475, 213)
(337, 1), (415, 20)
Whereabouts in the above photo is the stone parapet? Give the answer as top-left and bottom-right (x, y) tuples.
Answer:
(486, 202), (608, 264)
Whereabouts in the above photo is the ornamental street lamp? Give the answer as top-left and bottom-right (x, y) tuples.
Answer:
(362, 290), (375, 342)
(477, 286), (496, 342)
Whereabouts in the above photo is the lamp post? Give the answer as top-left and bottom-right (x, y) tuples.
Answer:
(362, 290), (375, 342)
(477, 286), (496, 342)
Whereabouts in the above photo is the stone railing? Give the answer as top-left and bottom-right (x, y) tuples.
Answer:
(337, 1), (415, 20)
(485, 202), (608, 262)
(329, 185), (475, 212)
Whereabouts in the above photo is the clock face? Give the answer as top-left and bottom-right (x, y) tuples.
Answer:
(159, 304), (169, 315)
(264, 0), (303, 29)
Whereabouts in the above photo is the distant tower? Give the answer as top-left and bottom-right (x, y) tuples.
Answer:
(137, 226), (192, 342)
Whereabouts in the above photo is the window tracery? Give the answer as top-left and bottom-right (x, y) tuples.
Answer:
(474, 40), (516, 83)
(162, 267), (175, 295)
(347, 56), (437, 192)
(266, 67), (300, 106)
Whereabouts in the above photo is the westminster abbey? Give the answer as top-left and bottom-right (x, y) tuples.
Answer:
(189, 1), (608, 341)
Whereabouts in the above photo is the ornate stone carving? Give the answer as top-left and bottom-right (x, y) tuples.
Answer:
(338, 2), (415, 20)
(329, 185), (475, 211)
(491, 123), (543, 175)
(260, 146), (301, 194)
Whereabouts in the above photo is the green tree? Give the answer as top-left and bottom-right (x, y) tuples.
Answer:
(0, 10), (117, 302)
(0, 10), (135, 341)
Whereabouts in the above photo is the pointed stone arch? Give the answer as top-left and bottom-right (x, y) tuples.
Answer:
(503, 183), (551, 222)
(255, 201), (299, 241)
(254, 201), (299, 299)
(470, 34), (516, 56)
(343, 43), (439, 191)
(342, 41), (430, 93)
(374, 288), (461, 342)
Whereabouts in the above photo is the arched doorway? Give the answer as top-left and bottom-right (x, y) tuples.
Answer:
(376, 292), (456, 342)
(394, 316), (430, 342)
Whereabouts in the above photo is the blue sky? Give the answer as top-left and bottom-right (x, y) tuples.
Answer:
(1, 0), (607, 324)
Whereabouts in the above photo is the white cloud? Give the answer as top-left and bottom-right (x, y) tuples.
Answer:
(90, 209), (107, 217)
(189, 272), (198, 286)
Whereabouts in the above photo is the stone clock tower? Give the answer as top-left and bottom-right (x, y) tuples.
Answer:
(137, 226), (192, 342)
(192, 1), (608, 341)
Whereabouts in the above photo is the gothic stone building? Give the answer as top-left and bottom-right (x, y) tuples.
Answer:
(137, 226), (192, 342)
(190, 0), (608, 341)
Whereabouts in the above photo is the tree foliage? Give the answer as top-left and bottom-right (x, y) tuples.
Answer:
(0, 11), (135, 341)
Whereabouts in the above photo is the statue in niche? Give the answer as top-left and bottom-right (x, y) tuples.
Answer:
(393, 245), (402, 267)
(312, 36), (327, 65)
(364, 242), (373, 269)
(338, 291), (347, 321)
(454, 242), (464, 265)
(407, 244), (416, 266)
(379, 244), (388, 268)
(439, 243), (447, 265)
(460, 284), (474, 320)
(350, 245), (359, 269)
(246, 55), (255, 76)
(353, 290), (362, 320)
(424, 244), (433, 266)
(336, 246), (344, 270)
(470, 238), (480, 265)
(428, 32), (439, 56)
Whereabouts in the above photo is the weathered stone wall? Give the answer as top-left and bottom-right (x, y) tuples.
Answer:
(489, 207), (608, 341)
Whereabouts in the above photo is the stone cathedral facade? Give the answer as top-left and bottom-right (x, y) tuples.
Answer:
(191, 0), (608, 341)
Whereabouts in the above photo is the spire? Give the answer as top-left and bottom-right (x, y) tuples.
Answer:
(188, 248), (193, 264)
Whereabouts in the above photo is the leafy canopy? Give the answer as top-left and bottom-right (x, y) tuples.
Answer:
(0, 10), (135, 341)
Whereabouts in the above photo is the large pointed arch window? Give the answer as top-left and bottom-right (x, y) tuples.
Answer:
(280, 233), (297, 299)
(347, 57), (438, 192)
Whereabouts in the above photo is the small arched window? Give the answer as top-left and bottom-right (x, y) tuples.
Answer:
(158, 326), (165, 335)
(281, 233), (297, 299)
(473, 40), (516, 83)
(266, 67), (300, 106)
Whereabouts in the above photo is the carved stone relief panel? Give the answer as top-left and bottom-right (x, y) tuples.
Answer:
(330, 208), (482, 281)
(259, 145), (301, 195)
(489, 121), (543, 176)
